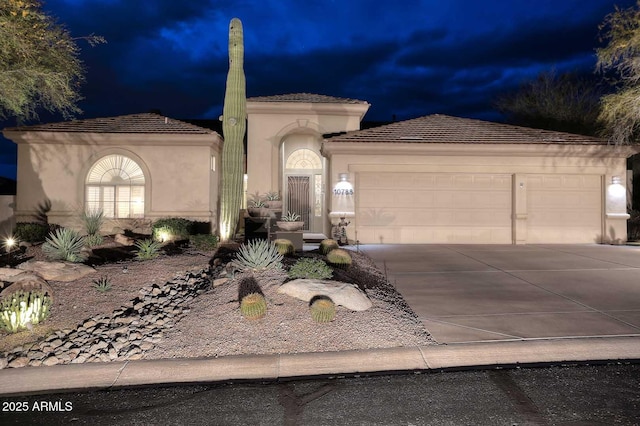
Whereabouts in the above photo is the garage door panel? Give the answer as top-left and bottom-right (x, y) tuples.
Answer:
(527, 174), (602, 243)
(356, 172), (512, 244)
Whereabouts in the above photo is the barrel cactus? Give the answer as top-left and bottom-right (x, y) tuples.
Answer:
(274, 238), (295, 255)
(326, 248), (352, 267)
(240, 292), (267, 320)
(309, 296), (336, 323)
(219, 18), (246, 241)
(319, 238), (339, 255)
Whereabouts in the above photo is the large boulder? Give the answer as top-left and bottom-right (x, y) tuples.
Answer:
(16, 261), (96, 282)
(277, 279), (372, 311)
(0, 275), (54, 301)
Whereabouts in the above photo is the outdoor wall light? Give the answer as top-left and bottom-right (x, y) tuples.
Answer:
(611, 176), (622, 185)
(607, 175), (626, 213)
(333, 173), (354, 196)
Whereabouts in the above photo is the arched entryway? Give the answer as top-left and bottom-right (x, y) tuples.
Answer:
(281, 134), (326, 233)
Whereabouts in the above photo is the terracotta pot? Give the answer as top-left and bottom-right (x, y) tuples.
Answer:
(266, 200), (283, 209)
(247, 207), (270, 217)
(276, 221), (304, 231)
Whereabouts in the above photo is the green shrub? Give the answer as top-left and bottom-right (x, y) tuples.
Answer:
(135, 239), (161, 260)
(288, 258), (333, 280)
(14, 222), (49, 243)
(319, 238), (339, 255)
(81, 209), (105, 235)
(189, 234), (219, 251)
(84, 233), (104, 248)
(152, 218), (194, 241)
(309, 296), (336, 323)
(240, 292), (267, 320)
(92, 275), (112, 292)
(274, 238), (295, 255)
(42, 228), (86, 262)
(326, 248), (352, 268)
(235, 239), (283, 271)
(0, 290), (52, 333)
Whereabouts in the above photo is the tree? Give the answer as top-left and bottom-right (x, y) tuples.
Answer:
(494, 70), (606, 136)
(596, 1), (640, 144)
(0, 0), (104, 123)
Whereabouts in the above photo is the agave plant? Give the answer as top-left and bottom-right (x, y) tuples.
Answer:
(81, 209), (105, 235)
(281, 211), (301, 222)
(135, 239), (161, 260)
(235, 239), (283, 271)
(92, 275), (112, 292)
(42, 227), (86, 262)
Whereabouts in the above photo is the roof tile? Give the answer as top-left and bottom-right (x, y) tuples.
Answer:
(325, 114), (607, 145)
(247, 93), (368, 104)
(6, 113), (216, 134)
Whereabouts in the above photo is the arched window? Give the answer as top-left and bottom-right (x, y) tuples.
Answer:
(285, 148), (322, 169)
(85, 155), (145, 218)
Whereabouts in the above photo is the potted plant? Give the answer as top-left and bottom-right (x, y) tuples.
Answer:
(265, 191), (282, 209)
(276, 211), (304, 231)
(247, 200), (270, 217)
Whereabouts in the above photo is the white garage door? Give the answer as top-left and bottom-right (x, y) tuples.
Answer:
(526, 174), (602, 243)
(356, 172), (512, 244)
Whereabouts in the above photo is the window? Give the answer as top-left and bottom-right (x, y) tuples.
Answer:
(85, 155), (145, 218)
(285, 149), (322, 169)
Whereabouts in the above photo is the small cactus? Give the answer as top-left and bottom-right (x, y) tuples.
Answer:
(274, 238), (295, 255)
(310, 296), (336, 323)
(319, 238), (339, 255)
(240, 292), (267, 320)
(0, 290), (52, 333)
(326, 248), (352, 267)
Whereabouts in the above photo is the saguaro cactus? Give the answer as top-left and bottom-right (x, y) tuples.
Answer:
(219, 18), (246, 241)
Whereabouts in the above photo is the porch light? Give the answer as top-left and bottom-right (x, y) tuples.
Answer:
(333, 173), (354, 196)
(611, 176), (622, 185)
(606, 175), (626, 213)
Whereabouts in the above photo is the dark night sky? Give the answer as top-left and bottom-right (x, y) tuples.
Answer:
(0, 0), (636, 179)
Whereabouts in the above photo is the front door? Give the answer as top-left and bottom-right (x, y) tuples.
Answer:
(286, 174), (323, 232)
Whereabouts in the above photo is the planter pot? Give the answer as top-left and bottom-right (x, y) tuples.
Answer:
(276, 221), (304, 231)
(247, 207), (271, 217)
(265, 200), (283, 209)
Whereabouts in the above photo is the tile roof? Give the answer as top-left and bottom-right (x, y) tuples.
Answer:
(325, 114), (608, 145)
(5, 113), (216, 134)
(247, 93), (368, 104)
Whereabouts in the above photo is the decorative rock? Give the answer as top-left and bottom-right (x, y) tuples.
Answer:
(42, 356), (60, 366)
(278, 279), (373, 311)
(0, 357), (7, 369)
(213, 277), (229, 287)
(0, 274), (54, 301)
(8, 357), (29, 368)
(0, 268), (32, 282)
(16, 261), (96, 282)
(114, 233), (135, 246)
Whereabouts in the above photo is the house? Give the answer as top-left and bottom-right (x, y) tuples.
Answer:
(2, 113), (222, 233)
(3, 93), (638, 244)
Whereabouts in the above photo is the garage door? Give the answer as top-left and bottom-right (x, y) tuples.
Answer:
(526, 174), (602, 243)
(356, 172), (512, 244)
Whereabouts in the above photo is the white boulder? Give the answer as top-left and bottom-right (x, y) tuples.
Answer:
(277, 279), (372, 311)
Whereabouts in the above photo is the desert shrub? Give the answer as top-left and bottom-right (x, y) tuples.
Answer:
(309, 296), (336, 323)
(14, 222), (49, 243)
(274, 238), (294, 255)
(0, 290), (52, 333)
(189, 234), (219, 251)
(135, 239), (161, 260)
(239, 292), (267, 320)
(81, 209), (105, 235)
(92, 275), (112, 292)
(152, 218), (194, 241)
(288, 257), (333, 280)
(84, 233), (104, 248)
(326, 248), (352, 268)
(235, 239), (283, 271)
(42, 228), (86, 262)
(319, 238), (339, 255)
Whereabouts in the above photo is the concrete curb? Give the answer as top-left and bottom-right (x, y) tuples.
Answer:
(1, 336), (639, 396)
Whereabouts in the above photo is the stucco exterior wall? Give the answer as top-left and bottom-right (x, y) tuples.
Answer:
(0, 195), (15, 235)
(7, 131), (221, 234)
(323, 142), (634, 244)
(246, 102), (368, 198)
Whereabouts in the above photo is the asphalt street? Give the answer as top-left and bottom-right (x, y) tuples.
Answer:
(1, 362), (638, 425)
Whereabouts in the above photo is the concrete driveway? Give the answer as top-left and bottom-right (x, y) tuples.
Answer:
(359, 244), (640, 344)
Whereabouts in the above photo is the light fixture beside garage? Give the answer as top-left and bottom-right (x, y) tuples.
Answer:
(606, 175), (627, 218)
(333, 173), (354, 195)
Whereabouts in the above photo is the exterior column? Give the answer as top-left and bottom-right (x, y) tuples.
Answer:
(512, 174), (527, 244)
(604, 174), (630, 244)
